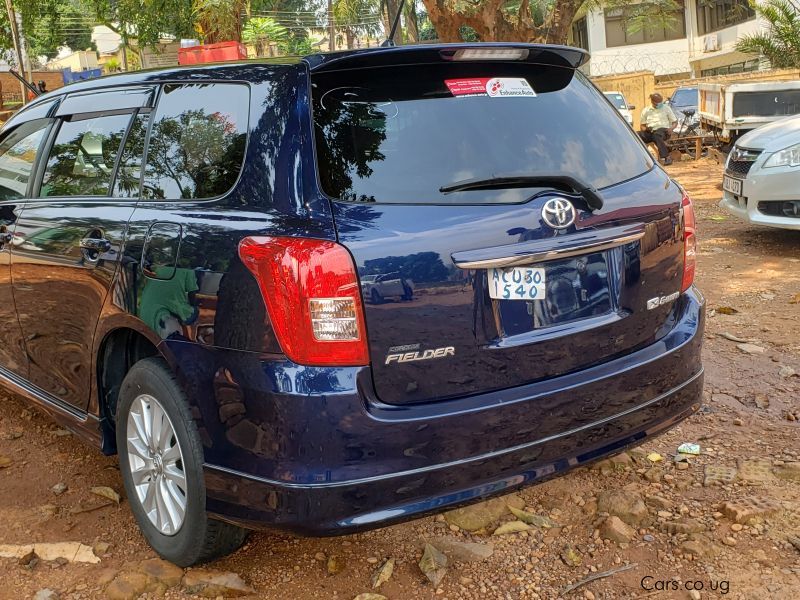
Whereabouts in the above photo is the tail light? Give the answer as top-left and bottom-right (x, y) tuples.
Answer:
(238, 236), (369, 366)
(681, 191), (697, 292)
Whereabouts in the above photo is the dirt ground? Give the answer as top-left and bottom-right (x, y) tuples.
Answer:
(1, 158), (799, 600)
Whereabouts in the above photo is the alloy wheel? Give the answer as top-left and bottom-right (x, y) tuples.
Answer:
(125, 394), (187, 535)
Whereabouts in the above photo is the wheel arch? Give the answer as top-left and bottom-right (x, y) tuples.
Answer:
(94, 322), (173, 454)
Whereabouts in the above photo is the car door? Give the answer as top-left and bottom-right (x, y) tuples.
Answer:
(0, 111), (54, 378)
(121, 82), (251, 349)
(11, 87), (154, 410)
(380, 273), (404, 297)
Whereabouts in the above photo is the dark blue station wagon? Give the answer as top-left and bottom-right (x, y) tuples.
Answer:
(0, 44), (704, 565)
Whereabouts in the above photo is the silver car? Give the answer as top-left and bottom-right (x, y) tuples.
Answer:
(720, 115), (800, 230)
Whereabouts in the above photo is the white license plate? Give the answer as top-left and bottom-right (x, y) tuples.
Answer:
(489, 267), (546, 300)
(723, 175), (742, 195)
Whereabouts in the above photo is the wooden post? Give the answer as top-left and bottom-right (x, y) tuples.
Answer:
(695, 137), (702, 161)
(4, 0), (27, 103)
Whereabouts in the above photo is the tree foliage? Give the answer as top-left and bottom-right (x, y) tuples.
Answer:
(334, 0), (380, 48)
(83, 0), (195, 48)
(419, 0), (684, 45)
(419, 0), (575, 43)
(26, 0), (95, 59)
(736, 0), (800, 68)
(0, 0), (95, 61)
(193, 0), (245, 43)
(242, 16), (288, 54)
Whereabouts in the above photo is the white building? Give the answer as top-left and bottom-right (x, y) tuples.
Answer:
(48, 50), (100, 72)
(571, 0), (768, 79)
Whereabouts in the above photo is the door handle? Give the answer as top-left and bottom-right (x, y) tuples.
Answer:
(79, 238), (112, 253)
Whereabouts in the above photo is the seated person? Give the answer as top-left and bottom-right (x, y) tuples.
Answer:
(638, 93), (677, 166)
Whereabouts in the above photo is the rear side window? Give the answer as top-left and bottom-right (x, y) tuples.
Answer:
(40, 113), (130, 197)
(312, 64), (653, 204)
(732, 90), (800, 118)
(113, 112), (150, 198)
(141, 83), (249, 200)
(0, 120), (49, 200)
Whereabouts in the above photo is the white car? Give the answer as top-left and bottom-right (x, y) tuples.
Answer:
(603, 91), (634, 127)
(360, 272), (414, 303)
(720, 115), (800, 230)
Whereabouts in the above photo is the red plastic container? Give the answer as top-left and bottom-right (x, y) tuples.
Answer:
(178, 41), (248, 65)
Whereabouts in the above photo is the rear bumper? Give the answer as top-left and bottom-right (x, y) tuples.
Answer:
(205, 370), (702, 534)
(165, 288), (704, 535)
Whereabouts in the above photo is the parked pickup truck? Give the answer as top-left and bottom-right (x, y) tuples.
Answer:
(698, 81), (800, 146)
(361, 272), (414, 303)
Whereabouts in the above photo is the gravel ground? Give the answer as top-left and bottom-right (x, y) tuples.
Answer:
(1, 157), (799, 600)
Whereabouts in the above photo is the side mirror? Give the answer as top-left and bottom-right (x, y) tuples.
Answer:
(628, 104), (636, 110)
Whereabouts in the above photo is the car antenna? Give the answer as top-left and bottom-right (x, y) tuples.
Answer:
(9, 69), (40, 97)
(380, 0), (406, 47)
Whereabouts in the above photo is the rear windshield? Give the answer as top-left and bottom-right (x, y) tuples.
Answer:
(671, 88), (697, 108)
(311, 63), (652, 204)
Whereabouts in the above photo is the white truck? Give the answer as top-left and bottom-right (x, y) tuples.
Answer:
(698, 80), (800, 147)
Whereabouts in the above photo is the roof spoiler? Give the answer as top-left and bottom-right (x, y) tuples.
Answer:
(304, 43), (589, 73)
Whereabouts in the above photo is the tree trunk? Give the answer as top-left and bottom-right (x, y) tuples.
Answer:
(384, 0), (403, 44)
(345, 28), (355, 49)
(405, 1), (419, 43)
(380, 0), (391, 34)
(543, 0), (582, 44)
(328, 0), (335, 50)
(420, 0), (582, 45)
(422, 0), (460, 41)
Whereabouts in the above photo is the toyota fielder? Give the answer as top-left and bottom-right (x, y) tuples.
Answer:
(0, 43), (704, 566)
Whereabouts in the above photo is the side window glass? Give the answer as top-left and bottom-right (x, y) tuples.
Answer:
(113, 111), (150, 198)
(0, 120), (49, 201)
(142, 83), (249, 200)
(39, 113), (131, 198)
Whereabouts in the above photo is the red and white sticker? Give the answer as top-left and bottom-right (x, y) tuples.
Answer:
(445, 77), (536, 98)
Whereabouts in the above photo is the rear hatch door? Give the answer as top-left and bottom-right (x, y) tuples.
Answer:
(309, 47), (687, 405)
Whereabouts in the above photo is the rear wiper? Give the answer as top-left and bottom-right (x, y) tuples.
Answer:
(439, 173), (604, 211)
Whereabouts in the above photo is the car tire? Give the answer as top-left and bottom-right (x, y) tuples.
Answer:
(370, 288), (382, 304)
(116, 357), (247, 566)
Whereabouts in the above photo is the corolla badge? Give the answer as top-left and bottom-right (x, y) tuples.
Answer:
(541, 198), (577, 230)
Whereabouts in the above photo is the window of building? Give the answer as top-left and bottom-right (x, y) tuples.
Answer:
(696, 0), (755, 35)
(700, 59), (761, 76)
(141, 83), (249, 200)
(571, 17), (589, 51)
(40, 113), (131, 198)
(0, 120), (50, 200)
(605, 3), (687, 47)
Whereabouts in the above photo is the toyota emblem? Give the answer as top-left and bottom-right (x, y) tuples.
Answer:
(541, 198), (577, 230)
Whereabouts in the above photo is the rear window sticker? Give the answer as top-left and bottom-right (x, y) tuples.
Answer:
(445, 78), (536, 98)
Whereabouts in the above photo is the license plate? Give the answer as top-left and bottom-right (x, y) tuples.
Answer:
(723, 175), (742, 195)
(489, 267), (546, 300)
